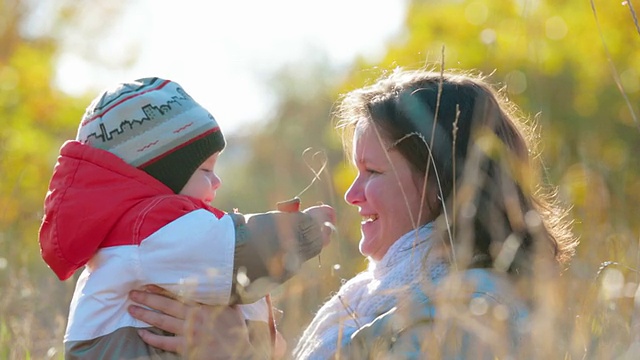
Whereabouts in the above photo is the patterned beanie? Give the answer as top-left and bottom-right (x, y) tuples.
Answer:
(76, 77), (225, 193)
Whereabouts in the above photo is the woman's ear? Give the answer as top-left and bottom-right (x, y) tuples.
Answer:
(419, 179), (442, 224)
(428, 181), (443, 216)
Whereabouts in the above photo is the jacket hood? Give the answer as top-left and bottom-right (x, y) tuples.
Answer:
(39, 140), (175, 280)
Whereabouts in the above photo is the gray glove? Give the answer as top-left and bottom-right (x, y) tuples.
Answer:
(229, 211), (323, 304)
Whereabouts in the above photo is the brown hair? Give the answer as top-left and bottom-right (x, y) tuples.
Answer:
(337, 68), (577, 274)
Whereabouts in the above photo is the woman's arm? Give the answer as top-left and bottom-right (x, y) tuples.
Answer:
(128, 285), (264, 359)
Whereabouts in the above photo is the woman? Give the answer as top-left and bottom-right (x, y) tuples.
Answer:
(128, 68), (577, 358)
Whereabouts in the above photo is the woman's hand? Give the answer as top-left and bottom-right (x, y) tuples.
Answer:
(128, 285), (257, 359)
(128, 285), (187, 352)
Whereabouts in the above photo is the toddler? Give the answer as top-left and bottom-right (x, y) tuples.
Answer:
(38, 77), (334, 359)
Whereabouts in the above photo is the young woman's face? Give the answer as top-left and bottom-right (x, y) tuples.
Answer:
(345, 123), (431, 261)
(179, 152), (221, 203)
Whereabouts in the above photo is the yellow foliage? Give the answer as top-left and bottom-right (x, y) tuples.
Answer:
(1, 0), (639, 357)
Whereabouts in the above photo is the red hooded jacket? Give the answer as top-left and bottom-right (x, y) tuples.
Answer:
(38, 140), (225, 281)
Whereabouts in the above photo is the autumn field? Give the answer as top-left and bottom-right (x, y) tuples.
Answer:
(1, 0), (639, 358)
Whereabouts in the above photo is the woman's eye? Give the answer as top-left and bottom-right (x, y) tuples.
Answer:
(200, 168), (213, 173)
(366, 168), (381, 175)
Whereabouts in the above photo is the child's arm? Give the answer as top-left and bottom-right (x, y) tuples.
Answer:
(134, 198), (332, 306)
(229, 204), (334, 304)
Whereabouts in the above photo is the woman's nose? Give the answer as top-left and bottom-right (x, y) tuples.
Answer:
(344, 175), (363, 205)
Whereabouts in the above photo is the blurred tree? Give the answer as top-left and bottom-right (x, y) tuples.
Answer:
(0, 1), (124, 357)
(2, 0), (636, 357)
(217, 60), (344, 211)
(228, 0), (640, 348)
(213, 58), (368, 340)
(0, 0), (126, 270)
(331, 2), (639, 356)
(339, 0), (640, 265)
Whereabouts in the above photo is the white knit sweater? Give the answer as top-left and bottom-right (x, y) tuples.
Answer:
(293, 224), (448, 359)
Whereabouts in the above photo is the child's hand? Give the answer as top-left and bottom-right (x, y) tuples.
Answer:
(302, 205), (336, 247)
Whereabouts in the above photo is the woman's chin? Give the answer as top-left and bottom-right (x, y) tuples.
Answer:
(358, 237), (370, 256)
(359, 237), (381, 260)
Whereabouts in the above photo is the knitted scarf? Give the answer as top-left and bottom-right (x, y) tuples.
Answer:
(293, 223), (448, 359)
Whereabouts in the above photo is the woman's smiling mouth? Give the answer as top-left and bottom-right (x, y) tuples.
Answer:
(361, 214), (378, 224)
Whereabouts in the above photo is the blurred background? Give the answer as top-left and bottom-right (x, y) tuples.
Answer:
(1, 0), (638, 358)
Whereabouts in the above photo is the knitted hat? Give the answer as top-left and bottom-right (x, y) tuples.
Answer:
(76, 77), (225, 193)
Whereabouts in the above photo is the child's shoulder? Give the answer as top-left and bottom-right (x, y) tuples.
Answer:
(140, 194), (203, 213)
(109, 195), (226, 245)
(134, 194), (224, 225)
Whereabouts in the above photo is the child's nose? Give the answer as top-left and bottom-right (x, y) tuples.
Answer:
(211, 174), (222, 190)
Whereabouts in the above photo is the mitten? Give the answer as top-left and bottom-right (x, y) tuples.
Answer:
(229, 208), (323, 303)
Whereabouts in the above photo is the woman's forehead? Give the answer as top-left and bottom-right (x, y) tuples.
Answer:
(352, 123), (392, 160)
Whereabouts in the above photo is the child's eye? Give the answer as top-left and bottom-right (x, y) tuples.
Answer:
(366, 168), (381, 175)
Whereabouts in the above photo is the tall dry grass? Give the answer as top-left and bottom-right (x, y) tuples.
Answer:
(1, 5), (639, 356)
(2, 110), (640, 360)
(1, 145), (639, 360)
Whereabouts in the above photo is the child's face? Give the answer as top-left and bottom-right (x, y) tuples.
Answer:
(179, 152), (221, 203)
